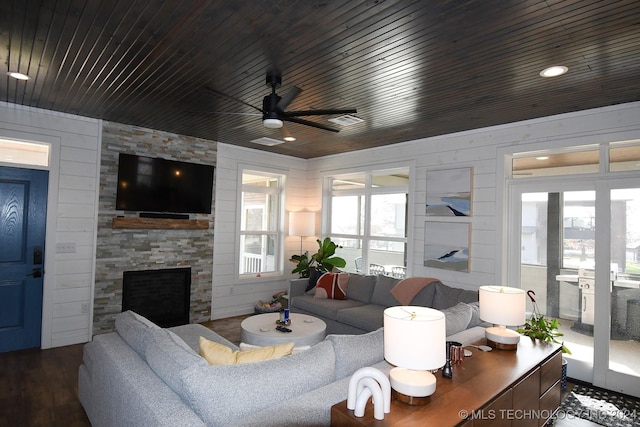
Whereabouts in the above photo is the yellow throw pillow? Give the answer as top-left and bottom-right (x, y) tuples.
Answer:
(199, 337), (294, 365)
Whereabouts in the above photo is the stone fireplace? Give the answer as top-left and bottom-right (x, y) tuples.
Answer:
(93, 121), (216, 334)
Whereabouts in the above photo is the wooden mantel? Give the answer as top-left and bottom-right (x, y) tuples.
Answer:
(112, 217), (209, 230)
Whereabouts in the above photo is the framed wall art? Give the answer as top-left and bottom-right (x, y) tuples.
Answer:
(423, 221), (471, 272)
(425, 167), (473, 216)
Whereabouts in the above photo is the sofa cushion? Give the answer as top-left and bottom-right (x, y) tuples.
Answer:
(447, 325), (487, 345)
(292, 294), (366, 320)
(467, 301), (482, 328)
(432, 282), (479, 309)
(441, 302), (473, 336)
(114, 310), (160, 357)
(370, 275), (401, 307)
(407, 280), (438, 307)
(199, 337), (293, 365)
(346, 274), (376, 303)
(315, 272), (349, 299)
(240, 342), (310, 354)
(325, 328), (385, 380)
(237, 359), (393, 427)
(336, 304), (387, 333)
(180, 340), (336, 426)
(169, 323), (239, 352)
(144, 329), (208, 397)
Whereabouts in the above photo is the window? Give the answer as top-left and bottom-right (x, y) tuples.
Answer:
(239, 171), (284, 275)
(327, 168), (409, 276)
(0, 138), (50, 167)
(511, 140), (640, 177)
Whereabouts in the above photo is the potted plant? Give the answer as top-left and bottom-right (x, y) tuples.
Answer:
(290, 237), (347, 288)
(517, 290), (571, 390)
(517, 314), (571, 355)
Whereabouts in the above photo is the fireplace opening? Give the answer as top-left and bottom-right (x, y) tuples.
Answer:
(122, 267), (191, 327)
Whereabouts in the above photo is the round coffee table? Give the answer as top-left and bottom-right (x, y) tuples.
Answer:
(240, 312), (327, 347)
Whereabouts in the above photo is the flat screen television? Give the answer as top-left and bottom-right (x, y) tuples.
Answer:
(116, 153), (214, 214)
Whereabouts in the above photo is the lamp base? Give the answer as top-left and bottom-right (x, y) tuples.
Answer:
(487, 338), (518, 351)
(389, 367), (436, 405)
(392, 389), (432, 406)
(485, 326), (520, 351)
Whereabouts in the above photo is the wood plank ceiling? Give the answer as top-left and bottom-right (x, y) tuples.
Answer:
(2, 0), (639, 159)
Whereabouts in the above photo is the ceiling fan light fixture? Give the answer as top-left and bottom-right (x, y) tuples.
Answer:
(263, 118), (283, 129)
(7, 71), (30, 80)
(540, 65), (568, 78)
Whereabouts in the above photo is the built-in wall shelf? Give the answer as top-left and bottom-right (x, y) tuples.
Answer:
(112, 217), (209, 230)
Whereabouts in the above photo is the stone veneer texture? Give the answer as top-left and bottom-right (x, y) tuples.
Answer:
(94, 121), (217, 334)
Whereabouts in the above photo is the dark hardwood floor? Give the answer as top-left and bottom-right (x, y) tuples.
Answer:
(0, 343), (89, 427)
(0, 315), (249, 427)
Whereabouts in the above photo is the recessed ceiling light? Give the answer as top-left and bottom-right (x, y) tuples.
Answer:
(7, 71), (30, 80)
(536, 156), (549, 160)
(539, 66), (568, 78)
(280, 127), (296, 142)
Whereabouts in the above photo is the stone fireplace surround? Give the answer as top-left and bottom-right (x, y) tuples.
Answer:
(93, 122), (217, 335)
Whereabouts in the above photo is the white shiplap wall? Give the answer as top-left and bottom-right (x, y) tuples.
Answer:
(1, 100), (638, 342)
(0, 102), (101, 348)
(212, 143), (310, 319)
(307, 101), (640, 291)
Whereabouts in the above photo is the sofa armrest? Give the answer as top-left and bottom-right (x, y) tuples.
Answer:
(289, 278), (309, 298)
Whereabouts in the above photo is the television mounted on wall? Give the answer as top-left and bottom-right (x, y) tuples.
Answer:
(116, 153), (214, 214)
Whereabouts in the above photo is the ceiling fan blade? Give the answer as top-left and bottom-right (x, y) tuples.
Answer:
(284, 108), (357, 117)
(276, 86), (302, 111)
(188, 111), (261, 116)
(202, 86), (263, 113)
(283, 116), (341, 133)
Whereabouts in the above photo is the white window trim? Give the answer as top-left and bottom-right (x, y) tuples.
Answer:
(237, 168), (286, 278)
(323, 164), (413, 273)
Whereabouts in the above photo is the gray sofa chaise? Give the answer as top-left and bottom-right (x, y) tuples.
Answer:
(289, 273), (486, 341)
(78, 310), (393, 426)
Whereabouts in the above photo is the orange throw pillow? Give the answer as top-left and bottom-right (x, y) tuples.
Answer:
(314, 272), (349, 299)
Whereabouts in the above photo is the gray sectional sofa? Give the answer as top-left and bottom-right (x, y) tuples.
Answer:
(78, 310), (393, 426)
(289, 273), (486, 341)
(78, 276), (487, 426)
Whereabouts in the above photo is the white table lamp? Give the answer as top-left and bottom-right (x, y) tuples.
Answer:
(479, 285), (526, 350)
(383, 306), (446, 405)
(289, 211), (315, 253)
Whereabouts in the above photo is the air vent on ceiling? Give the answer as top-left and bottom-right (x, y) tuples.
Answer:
(328, 115), (364, 126)
(250, 137), (285, 146)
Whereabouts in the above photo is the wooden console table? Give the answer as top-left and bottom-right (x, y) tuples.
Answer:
(331, 338), (561, 427)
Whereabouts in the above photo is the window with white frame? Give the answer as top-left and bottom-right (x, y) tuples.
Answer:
(327, 168), (409, 277)
(239, 171), (284, 275)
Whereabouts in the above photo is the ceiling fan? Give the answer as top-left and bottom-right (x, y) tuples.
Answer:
(203, 71), (357, 135)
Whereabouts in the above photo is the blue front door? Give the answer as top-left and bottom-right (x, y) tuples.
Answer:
(0, 166), (48, 352)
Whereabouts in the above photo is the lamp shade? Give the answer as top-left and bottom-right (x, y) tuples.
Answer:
(384, 306), (446, 371)
(479, 285), (526, 326)
(289, 211), (315, 237)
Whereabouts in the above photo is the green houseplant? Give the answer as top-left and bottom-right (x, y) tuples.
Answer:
(290, 237), (347, 279)
(517, 290), (571, 355)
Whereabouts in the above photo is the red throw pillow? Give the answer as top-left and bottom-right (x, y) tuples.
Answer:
(314, 272), (349, 300)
